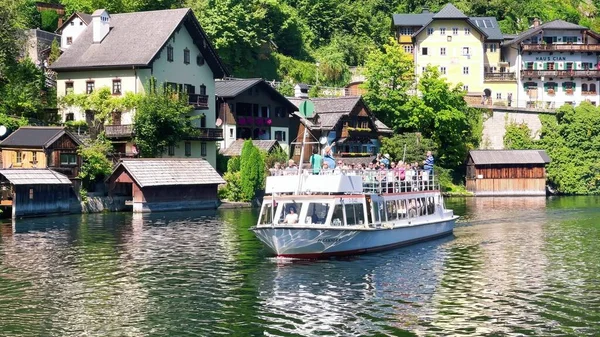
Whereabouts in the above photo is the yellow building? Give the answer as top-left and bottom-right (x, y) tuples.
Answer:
(394, 4), (511, 97)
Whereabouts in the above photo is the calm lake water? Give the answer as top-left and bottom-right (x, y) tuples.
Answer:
(1, 197), (599, 336)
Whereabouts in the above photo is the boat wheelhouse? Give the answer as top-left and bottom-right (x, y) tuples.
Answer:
(251, 169), (458, 258)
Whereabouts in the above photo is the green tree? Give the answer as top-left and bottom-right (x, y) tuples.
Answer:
(380, 133), (437, 164)
(0, 58), (46, 120)
(363, 38), (414, 128)
(503, 121), (535, 149)
(133, 88), (193, 157)
(404, 67), (482, 168)
(48, 38), (61, 65)
(239, 140), (265, 201)
(61, 87), (139, 139)
(78, 136), (114, 190)
(40, 10), (60, 32)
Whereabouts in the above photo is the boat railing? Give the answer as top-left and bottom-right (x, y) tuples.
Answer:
(268, 168), (439, 194)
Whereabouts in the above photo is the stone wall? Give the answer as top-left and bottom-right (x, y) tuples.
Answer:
(81, 196), (129, 213)
(481, 111), (543, 149)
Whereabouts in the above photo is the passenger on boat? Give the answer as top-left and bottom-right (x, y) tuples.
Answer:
(269, 162), (283, 176)
(284, 207), (299, 224)
(381, 153), (390, 168)
(309, 147), (322, 175)
(321, 162), (332, 174)
(285, 159), (297, 175)
(323, 146), (336, 169)
(423, 151), (434, 175)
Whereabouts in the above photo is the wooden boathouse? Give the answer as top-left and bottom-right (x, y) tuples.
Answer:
(107, 158), (225, 213)
(466, 150), (551, 196)
(0, 169), (79, 218)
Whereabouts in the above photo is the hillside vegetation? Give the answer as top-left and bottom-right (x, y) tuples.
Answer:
(11, 0), (600, 85)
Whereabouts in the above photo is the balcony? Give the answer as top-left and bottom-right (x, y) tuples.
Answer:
(522, 43), (600, 52)
(186, 127), (223, 141)
(189, 94), (209, 109)
(484, 72), (516, 81)
(521, 70), (600, 78)
(105, 124), (133, 138)
(341, 126), (375, 138)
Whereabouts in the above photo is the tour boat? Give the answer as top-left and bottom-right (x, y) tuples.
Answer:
(250, 166), (458, 259)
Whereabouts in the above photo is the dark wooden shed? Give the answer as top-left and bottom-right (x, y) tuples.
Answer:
(466, 150), (551, 196)
(0, 169), (78, 218)
(107, 158), (225, 213)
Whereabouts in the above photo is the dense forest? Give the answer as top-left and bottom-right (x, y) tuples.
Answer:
(7, 0), (600, 84)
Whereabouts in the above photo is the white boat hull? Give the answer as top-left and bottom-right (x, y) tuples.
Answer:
(251, 217), (457, 258)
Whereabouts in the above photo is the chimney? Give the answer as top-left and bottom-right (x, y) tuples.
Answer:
(422, 7), (430, 13)
(294, 83), (309, 98)
(92, 9), (110, 43)
(533, 18), (540, 28)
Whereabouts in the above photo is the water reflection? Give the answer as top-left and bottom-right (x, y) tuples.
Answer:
(0, 198), (599, 336)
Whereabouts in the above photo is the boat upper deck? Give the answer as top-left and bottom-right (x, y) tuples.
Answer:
(265, 169), (438, 195)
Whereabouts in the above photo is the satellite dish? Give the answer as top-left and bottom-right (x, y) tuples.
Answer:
(215, 118), (223, 127)
(0, 126), (7, 137)
(319, 137), (328, 145)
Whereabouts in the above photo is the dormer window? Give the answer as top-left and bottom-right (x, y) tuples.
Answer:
(70, 21), (74, 26)
(183, 48), (190, 64)
(167, 45), (173, 62)
(196, 55), (205, 66)
(66, 37), (73, 45)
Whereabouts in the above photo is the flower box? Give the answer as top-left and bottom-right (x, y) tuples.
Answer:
(339, 152), (371, 157)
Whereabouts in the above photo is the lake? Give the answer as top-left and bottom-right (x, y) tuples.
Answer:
(0, 197), (599, 336)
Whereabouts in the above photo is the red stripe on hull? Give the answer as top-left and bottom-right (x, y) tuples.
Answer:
(275, 230), (454, 259)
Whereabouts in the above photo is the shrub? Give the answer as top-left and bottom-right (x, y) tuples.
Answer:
(239, 140), (265, 201)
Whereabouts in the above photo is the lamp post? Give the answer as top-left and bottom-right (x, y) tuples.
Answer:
(541, 76), (545, 109)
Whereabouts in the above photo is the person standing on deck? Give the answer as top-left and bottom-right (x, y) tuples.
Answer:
(309, 147), (322, 175)
(423, 151), (434, 175)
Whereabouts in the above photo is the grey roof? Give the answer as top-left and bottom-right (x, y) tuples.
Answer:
(469, 150), (551, 165)
(316, 113), (347, 128)
(374, 119), (393, 133)
(433, 3), (467, 19)
(51, 8), (228, 77)
(506, 20), (588, 45)
(114, 158), (224, 187)
(311, 96), (362, 113)
(216, 79), (262, 97)
(392, 13), (434, 26)
(220, 140), (280, 156)
(0, 127), (82, 149)
(215, 79), (298, 110)
(469, 17), (503, 40)
(0, 169), (72, 185)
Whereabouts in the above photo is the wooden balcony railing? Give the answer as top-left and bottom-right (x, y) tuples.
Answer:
(521, 70), (600, 78)
(522, 44), (600, 51)
(484, 72), (516, 81)
(189, 94), (209, 109)
(186, 127), (223, 141)
(105, 124), (133, 138)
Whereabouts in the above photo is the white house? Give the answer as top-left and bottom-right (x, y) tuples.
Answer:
(50, 8), (229, 168)
(55, 12), (92, 50)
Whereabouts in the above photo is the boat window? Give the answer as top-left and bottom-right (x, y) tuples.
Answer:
(344, 204), (365, 226)
(279, 202), (303, 224)
(427, 197), (435, 214)
(331, 204), (344, 226)
(372, 201), (381, 222)
(408, 199), (418, 218)
(385, 201), (395, 221)
(419, 198), (426, 216)
(305, 203), (330, 224)
(260, 203), (273, 225)
(396, 200), (407, 219)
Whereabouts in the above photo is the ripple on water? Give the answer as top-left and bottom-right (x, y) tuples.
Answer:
(0, 198), (599, 336)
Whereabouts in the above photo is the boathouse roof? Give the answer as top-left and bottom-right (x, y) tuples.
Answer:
(111, 158), (224, 188)
(0, 126), (83, 149)
(220, 140), (281, 157)
(0, 169), (72, 185)
(469, 150), (551, 165)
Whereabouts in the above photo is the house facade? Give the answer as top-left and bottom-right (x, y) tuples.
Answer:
(0, 127), (83, 180)
(50, 8), (228, 168)
(504, 20), (600, 108)
(55, 12), (91, 49)
(215, 79), (298, 151)
(288, 96), (393, 164)
(394, 4), (506, 95)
